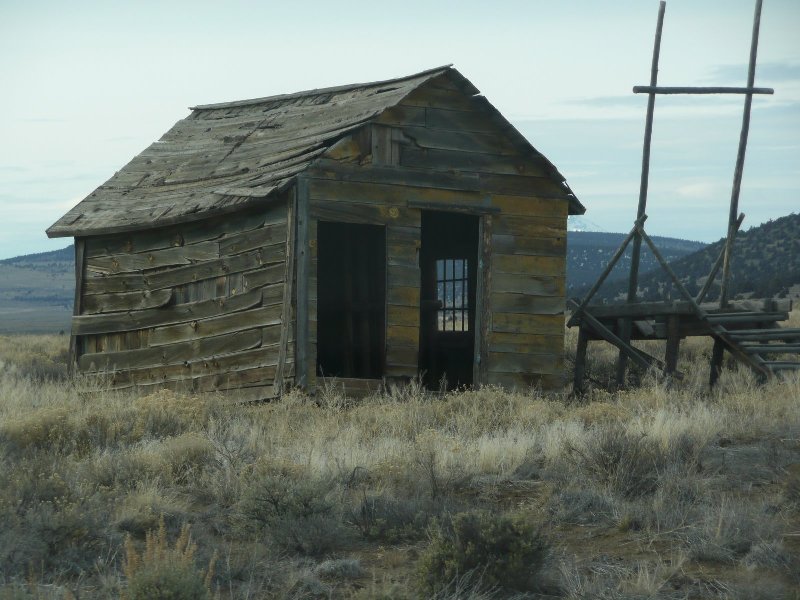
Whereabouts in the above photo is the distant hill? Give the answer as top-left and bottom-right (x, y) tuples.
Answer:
(577, 213), (800, 303)
(0, 245), (74, 333)
(567, 231), (705, 296)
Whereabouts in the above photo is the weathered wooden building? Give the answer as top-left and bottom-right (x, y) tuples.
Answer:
(47, 66), (584, 399)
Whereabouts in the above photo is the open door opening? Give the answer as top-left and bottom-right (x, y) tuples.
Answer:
(317, 222), (386, 379)
(419, 211), (479, 390)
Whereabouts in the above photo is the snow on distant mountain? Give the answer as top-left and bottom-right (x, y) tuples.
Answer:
(567, 216), (604, 232)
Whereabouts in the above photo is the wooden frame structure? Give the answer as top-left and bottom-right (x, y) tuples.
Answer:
(49, 66), (585, 400)
(570, 0), (800, 392)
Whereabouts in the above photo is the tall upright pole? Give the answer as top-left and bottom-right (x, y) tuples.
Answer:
(616, 0), (666, 386)
(719, 0), (763, 308)
(710, 0), (764, 386)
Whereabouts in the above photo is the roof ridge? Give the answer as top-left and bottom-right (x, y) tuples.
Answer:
(190, 64), (454, 111)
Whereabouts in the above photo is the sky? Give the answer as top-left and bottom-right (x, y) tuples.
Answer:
(0, 0), (798, 259)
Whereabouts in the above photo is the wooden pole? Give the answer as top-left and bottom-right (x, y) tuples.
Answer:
(719, 0), (763, 308)
(710, 339), (725, 387)
(664, 314), (681, 376)
(696, 213), (744, 304)
(618, 0), (666, 386)
(633, 85), (773, 95)
(573, 326), (589, 395)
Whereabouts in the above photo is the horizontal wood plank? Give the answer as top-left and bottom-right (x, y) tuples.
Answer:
(492, 234), (565, 257)
(387, 305), (419, 328)
(83, 207), (277, 258)
(310, 201), (418, 227)
(491, 313), (564, 335)
(388, 264), (420, 288)
(493, 215), (565, 239)
(386, 325), (419, 346)
(488, 332), (564, 355)
(487, 351), (560, 375)
(149, 304), (283, 346)
(244, 264), (286, 289)
(85, 246), (286, 295)
(386, 345), (418, 368)
(388, 285), (420, 306)
(492, 254), (565, 277)
(82, 289), (172, 314)
(400, 147), (549, 177)
(73, 286), (275, 335)
(218, 222), (287, 256)
(486, 371), (564, 391)
(491, 273), (564, 296)
(79, 329), (263, 372)
(491, 292), (565, 315)
(491, 194), (569, 218)
(86, 242), (218, 275)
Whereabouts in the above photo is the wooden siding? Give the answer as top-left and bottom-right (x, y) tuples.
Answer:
(75, 196), (294, 398)
(67, 69), (573, 396)
(304, 77), (569, 389)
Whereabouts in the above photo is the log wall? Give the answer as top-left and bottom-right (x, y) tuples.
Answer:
(73, 195), (294, 400)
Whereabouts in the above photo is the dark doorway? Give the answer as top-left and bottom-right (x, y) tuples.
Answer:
(317, 222), (386, 378)
(419, 211), (479, 390)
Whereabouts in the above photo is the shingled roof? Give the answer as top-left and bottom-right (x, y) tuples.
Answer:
(47, 66), (583, 238)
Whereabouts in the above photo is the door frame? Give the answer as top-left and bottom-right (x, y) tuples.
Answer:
(416, 207), (492, 389)
(473, 213), (491, 388)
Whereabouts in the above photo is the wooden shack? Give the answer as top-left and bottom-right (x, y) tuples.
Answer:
(47, 66), (585, 399)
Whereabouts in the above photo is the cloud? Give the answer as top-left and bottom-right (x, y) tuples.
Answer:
(707, 62), (800, 84)
(674, 180), (724, 200)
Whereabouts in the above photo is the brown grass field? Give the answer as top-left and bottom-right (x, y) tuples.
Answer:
(0, 315), (798, 599)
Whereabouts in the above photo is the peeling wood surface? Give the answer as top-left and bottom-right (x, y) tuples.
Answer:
(68, 67), (583, 395)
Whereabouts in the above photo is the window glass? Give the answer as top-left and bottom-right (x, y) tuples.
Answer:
(435, 258), (469, 332)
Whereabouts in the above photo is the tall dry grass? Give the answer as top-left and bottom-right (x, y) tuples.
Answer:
(0, 324), (798, 599)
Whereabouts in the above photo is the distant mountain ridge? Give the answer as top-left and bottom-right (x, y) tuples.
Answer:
(578, 212), (800, 303)
(567, 231), (705, 296)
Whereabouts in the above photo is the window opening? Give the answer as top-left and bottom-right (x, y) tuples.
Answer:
(436, 258), (469, 332)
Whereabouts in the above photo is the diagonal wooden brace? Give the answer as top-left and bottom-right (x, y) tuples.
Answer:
(567, 215), (648, 328)
(568, 299), (682, 379)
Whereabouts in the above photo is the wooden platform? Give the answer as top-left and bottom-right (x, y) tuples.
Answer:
(569, 297), (800, 392)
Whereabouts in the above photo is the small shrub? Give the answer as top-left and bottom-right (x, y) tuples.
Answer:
(784, 463), (800, 505)
(314, 557), (365, 580)
(563, 425), (703, 499)
(130, 391), (211, 440)
(0, 408), (88, 457)
(114, 483), (189, 536)
(349, 492), (434, 542)
(549, 487), (615, 526)
(417, 511), (548, 595)
(238, 472), (348, 556)
(742, 540), (793, 570)
(685, 499), (777, 564)
(123, 519), (213, 600)
(284, 573), (331, 600)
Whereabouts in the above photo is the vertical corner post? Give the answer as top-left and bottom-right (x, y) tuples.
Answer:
(68, 238), (86, 376)
(295, 175), (310, 390)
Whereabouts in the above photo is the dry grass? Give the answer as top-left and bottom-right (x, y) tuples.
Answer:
(0, 322), (798, 598)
